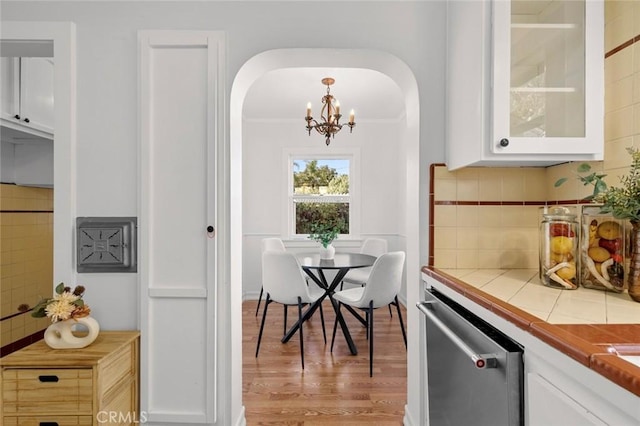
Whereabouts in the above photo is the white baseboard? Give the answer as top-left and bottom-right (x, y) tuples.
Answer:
(233, 406), (246, 426)
(403, 404), (418, 426)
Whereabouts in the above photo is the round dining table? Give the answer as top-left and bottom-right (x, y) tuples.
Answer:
(280, 252), (376, 355)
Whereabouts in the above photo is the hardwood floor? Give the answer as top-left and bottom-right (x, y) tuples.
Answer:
(243, 299), (408, 425)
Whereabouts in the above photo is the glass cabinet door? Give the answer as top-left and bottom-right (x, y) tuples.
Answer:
(492, 0), (602, 155)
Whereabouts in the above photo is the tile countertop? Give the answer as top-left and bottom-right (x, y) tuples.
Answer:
(421, 266), (640, 398)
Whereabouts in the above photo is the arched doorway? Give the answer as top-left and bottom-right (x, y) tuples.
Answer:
(229, 48), (420, 423)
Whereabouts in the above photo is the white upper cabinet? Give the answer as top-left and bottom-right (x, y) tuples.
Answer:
(1, 57), (54, 139)
(445, 0), (603, 170)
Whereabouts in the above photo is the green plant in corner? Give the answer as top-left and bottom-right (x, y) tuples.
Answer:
(308, 221), (343, 248)
(555, 147), (640, 221)
(555, 147), (640, 302)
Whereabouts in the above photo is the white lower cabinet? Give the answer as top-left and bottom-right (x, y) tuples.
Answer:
(523, 350), (638, 426)
(527, 372), (606, 426)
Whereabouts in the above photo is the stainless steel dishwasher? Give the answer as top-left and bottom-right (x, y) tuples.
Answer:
(417, 288), (524, 426)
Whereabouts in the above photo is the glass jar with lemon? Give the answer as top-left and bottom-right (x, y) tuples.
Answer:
(539, 206), (580, 289)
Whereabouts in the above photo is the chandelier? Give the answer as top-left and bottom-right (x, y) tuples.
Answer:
(305, 77), (355, 146)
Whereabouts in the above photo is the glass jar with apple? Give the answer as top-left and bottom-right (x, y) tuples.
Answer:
(539, 206), (579, 289)
(579, 205), (625, 293)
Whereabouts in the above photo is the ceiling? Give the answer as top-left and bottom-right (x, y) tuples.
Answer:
(242, 67), (406, 122)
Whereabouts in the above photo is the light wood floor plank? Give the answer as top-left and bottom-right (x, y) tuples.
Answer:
(243, 300), (407, 425)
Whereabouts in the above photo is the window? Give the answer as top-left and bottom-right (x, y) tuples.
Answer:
(288, 154), (358, 238)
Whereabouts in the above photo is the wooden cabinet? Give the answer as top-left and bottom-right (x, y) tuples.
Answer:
(445, 0), (603, 170)
(0, 331), (140, 426)
(1, 57), (54, 140)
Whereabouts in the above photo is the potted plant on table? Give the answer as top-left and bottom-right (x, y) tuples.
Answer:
(555, 147), (640, 302)
(308, 222), (342, 260)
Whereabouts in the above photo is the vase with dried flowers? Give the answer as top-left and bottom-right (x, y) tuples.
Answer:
(555, 147), (640, 302)
(32, 283), (100, 349)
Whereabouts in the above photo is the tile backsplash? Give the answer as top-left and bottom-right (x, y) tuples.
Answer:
(431, 165), (544, 269)
(0, 184), (53, 352)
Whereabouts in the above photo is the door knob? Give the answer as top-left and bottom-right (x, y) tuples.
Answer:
(207, 225), (214, 233)
(499, 138), (509, 147)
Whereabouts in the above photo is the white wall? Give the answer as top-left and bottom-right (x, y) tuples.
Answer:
(242, 118), (405, 299)
(2, 2), (446, 425)
(0, 140), (53, 187)
(14, 142), (54, 187)
(0, 141), (15, 182)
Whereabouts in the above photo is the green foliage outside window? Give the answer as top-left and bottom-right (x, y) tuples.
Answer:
(328, 174), (349, 194)
(293, 160), (337, 190)
(296, 203), (349, 235)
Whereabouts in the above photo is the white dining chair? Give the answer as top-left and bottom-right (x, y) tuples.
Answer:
(255, 251), (327, 369)
(255, 237), (286, 316)
(331, 251), (406, 377)
(341, 238), (388, 289)
(340, 238), (394, 316)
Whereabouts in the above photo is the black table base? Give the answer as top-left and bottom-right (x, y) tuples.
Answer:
(281, 267), (359, 355)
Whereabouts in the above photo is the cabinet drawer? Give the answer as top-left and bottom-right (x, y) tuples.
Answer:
(100, 342), (134, 393)
(3, 416), (93, 426)
(102, 376), (136, 421)
(2, 369), (93, 415)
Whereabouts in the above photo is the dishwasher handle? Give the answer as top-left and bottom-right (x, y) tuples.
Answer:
(417, 301), (498, 369)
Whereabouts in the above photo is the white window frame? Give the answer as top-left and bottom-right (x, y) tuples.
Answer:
(283, 147), (361, 240)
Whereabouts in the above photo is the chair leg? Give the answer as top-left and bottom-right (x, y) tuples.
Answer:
(318, 301), (327, 344)
(283, 305), (288, 336)
(388, 303), (393, 318)
(298, 296), (305, 370)
(255, 294), (271, 358)
(394, 296), (407, 349)
(255, 286), (264, 316)
(330, 302), (341, 352)
(365, 310), (369, 340)
(368, 300), (374, 377)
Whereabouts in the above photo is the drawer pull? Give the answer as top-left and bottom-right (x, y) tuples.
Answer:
(40, 423), (59, 426)
(38, 375), (59, 382)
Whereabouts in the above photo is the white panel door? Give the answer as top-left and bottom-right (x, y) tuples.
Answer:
(139, 31), (224, 424)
